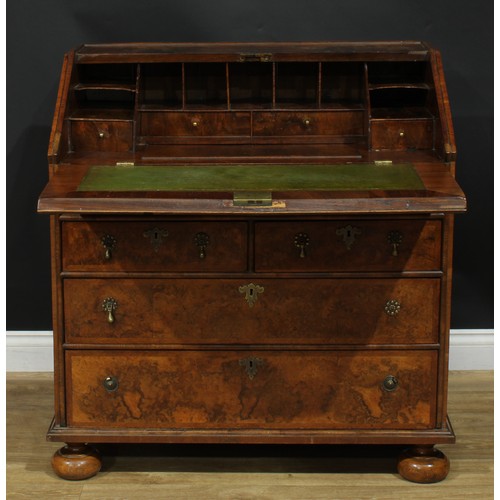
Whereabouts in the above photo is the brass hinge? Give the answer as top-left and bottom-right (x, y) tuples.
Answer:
(115, 161), (135, 167)
(239, 53), (272, 63)
(374, 160), (393, 166)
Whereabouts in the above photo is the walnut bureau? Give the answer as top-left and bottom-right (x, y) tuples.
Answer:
(38, 42), (466, 482)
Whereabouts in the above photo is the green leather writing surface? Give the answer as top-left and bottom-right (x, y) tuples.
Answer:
(77, 164), (424, 192)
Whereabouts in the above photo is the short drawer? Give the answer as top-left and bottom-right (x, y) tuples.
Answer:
(61, 220), (248, 272)
(371, 119), (434, 150)
(71, 120), (133, 152)
(64, 278), (440, 344)
(141, 111), (251, 136)
(252, 111), (364, 136)
(66, 349), (437, 429)
(255, 219), (442, 272)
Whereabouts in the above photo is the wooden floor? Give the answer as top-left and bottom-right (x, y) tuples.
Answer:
(7, 371), (493, 499)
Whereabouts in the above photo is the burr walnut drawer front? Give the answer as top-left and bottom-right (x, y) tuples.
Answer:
(254, 219), (442, 272)
(63, 278), (440, 345)
(141, 111), (251, 137)
(70, 121), (134, 152)
(252, 111), (364, 136)
(66, 349), (438, 429)
(61, 221), (248, 272)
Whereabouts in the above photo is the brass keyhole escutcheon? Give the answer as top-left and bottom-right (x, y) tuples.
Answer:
(385, 299), (401, 317)
(336, 225), (361, 250)
(194, 232), (210, 259)
(102, 297), (118, 323)
(294, 232), (310, 258)
(103, 376), (119, 392)
(239, 357), (264, 380)
(101, 234), (116, 260)
(143, 227), (168, 252)
(388, 231), (403, 257)
(239, 283), (264, 308)
(382, 375), (399, 392)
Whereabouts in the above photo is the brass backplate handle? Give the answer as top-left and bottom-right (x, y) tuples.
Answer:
(388, 230), (403, 256)
(102, 297), (118, 323)
(238, 283), (264, 308)
(194, 232), (210, 259)
(294, 232), (310, 258)
(101, 234), (116, 260)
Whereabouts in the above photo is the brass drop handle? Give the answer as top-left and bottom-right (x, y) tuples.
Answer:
(294, 232), (310, 258)
(98, 131), (105, 138)
(102, 297), (118, 323)
(194, 232), (210, 259)
(192, 119), (200, 127)
(388, 231), (403, 257)
(101, 234), (116, 260)
(103, 376), (119, 392)
(382, 375), (399, 392)
(399, 130), (405, 137)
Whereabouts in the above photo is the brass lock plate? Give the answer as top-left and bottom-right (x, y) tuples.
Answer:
(233, 191), (273, 206)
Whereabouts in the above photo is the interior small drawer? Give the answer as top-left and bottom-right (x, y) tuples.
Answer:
(70, 120), (133, 152)
(252, 111), (364, 136)
(255, 219), (442, 272)
(63, 277), (440, 345)
(140, 111), (251, 136)
(370, 119), (434, 150)
(61, 220), (248, 272)
(66, 349), (437, 430)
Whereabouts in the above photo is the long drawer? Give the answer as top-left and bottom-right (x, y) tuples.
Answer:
(61, 221), (248, 272)
(255, 219), (442, 272)
(66, 349), (438, 429)
(63, 278), (440, 344)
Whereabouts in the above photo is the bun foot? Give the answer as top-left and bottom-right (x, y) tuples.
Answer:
(397, 445), (450, 483)
(51, 443), (101, 480)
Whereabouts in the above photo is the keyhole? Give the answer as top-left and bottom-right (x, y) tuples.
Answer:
(249, 360), (254, 368)
(336, 225), (361, 250)
(144, 227), (168, 252)
(249, 289), (254, 296)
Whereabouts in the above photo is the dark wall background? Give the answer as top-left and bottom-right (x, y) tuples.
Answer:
(7, 0), (493, 330)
